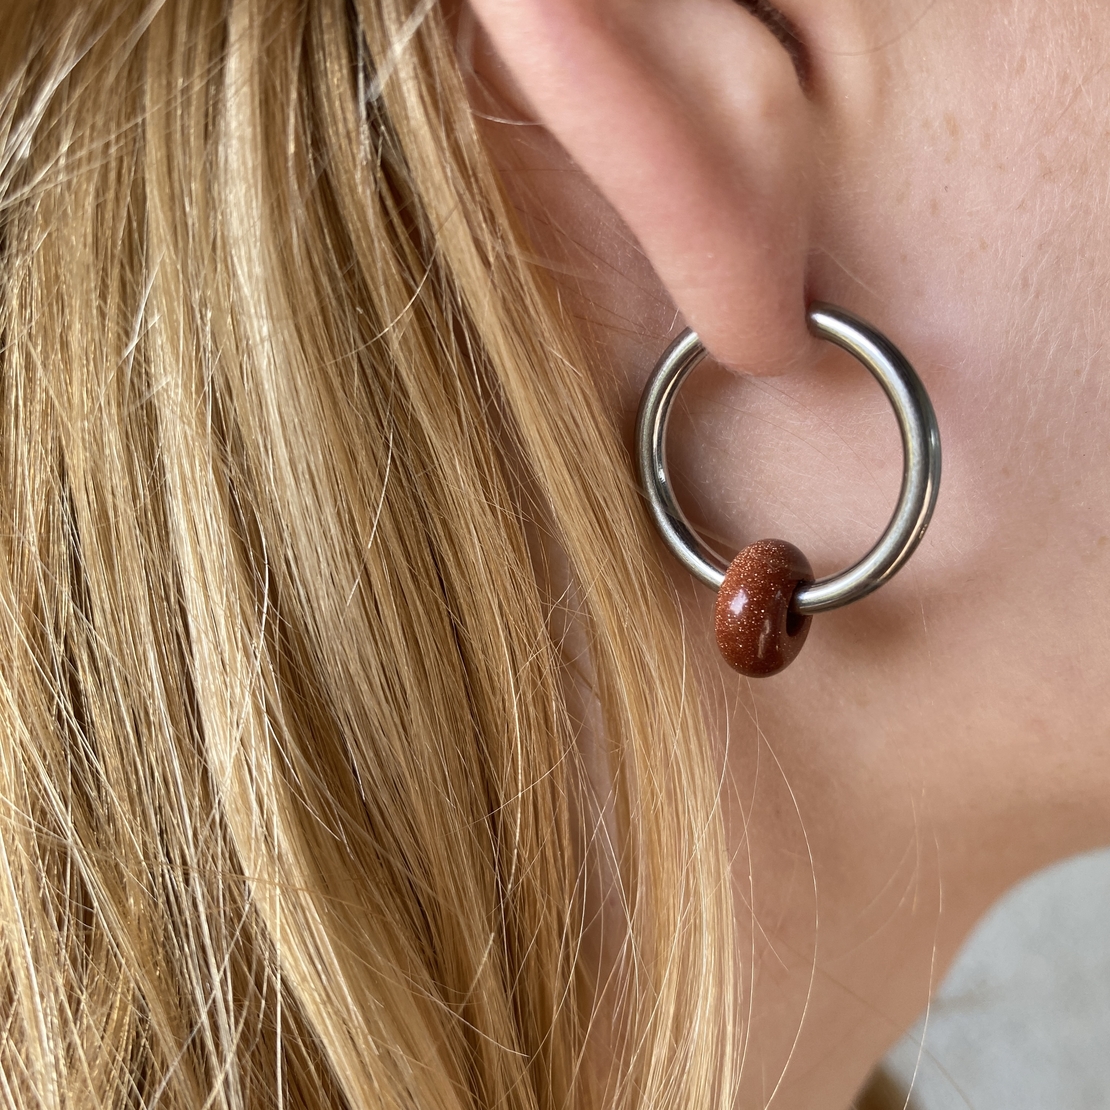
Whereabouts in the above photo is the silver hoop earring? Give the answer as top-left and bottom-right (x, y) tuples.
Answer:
(636, 303), (941, 677)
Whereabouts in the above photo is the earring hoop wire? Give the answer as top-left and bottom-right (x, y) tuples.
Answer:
(635, 303), (941, 615)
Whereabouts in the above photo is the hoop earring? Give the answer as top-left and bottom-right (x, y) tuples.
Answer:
(636, 303), (941, 677)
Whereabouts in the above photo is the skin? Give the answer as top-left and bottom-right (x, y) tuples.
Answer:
(463, 1), (1110, 1106)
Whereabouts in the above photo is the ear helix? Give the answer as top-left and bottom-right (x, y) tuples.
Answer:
(636, 304), (941, 678)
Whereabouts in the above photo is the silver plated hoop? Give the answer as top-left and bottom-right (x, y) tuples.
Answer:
(636, 303), (941, 616)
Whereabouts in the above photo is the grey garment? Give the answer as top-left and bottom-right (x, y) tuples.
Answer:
(880, 848), (1110, 1110)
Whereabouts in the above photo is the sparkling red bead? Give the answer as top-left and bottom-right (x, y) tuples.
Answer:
(714, 539), (814, 677)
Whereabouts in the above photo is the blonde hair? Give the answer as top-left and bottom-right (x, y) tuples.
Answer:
(0, 1), (737, 1106)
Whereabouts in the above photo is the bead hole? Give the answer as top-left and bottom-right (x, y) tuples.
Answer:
(786, 606), (806, 638)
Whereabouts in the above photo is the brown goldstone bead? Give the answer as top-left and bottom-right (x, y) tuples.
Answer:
(714, 539), (814, 677)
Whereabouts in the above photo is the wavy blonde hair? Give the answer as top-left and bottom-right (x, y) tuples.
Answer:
(0, 1), (737, 1107)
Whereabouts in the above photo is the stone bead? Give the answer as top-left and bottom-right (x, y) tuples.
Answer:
(714, 539), (814, 677)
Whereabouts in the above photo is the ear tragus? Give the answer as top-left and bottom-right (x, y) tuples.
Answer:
(736, 0), (810, 86)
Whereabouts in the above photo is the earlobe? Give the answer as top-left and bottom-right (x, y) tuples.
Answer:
(467, 0), (820, 375)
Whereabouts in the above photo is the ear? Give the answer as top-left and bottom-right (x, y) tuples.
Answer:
(467, 0), (819, 375)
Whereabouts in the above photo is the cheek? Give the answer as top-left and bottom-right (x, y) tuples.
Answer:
(793, 2), (1110, 765)
(814, 0), (1110, 538)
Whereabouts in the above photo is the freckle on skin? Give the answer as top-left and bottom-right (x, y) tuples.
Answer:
(930, 198), (939, 216)
(944, 112), (960, 140)
(979, 238), (988, 252)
